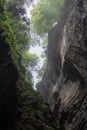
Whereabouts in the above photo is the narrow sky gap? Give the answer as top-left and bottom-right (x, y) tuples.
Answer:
(25, 0), (44, 89)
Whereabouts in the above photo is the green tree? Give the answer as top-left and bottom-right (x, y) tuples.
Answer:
(7, 0), (30, 68)
(39, 57), (47, 77)
(31, 0), (64, 36)
(7, 0), (25, 18)
(29, 54), (39, 67)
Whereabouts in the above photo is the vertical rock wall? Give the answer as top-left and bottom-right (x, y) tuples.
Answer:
(36, 0), (87, 129)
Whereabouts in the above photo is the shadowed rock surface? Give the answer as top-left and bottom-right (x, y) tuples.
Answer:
(36, 0), (87, 130)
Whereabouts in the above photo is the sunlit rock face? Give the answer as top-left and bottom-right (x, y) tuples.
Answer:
(36, 0), (87, 129)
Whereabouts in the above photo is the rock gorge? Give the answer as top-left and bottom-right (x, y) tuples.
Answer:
(0, 0), (87, 130)
(36, 0), (87, 130)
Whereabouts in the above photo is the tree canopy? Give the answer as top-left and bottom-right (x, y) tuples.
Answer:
(7, 0), (38, 81)
(31, 0), (64, 78)
(7, 0), (30, 67)
(31, 0), (64, 36)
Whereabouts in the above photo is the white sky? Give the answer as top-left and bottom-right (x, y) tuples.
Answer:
(25, 0), (45, 89)
(29, 45), (43, 57)
(29, 44), (45, 89)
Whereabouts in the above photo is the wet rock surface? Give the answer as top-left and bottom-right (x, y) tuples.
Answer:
(36, 0), (87, 130)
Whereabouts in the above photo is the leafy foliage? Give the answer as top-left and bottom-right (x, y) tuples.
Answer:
(0, 3), (19, 63)
(31, 0), (64, 35)
(29, 54), (39, 67)
(7, 0), (26, 18)
(7, 0), (31, 70)
(39, 57), (47, 76)
(7, 0), (40, 74)
(31, 0), (64, 78)
(0, 2), (60, 130)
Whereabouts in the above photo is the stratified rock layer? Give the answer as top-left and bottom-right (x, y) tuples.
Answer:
(36, 0), (87, 130)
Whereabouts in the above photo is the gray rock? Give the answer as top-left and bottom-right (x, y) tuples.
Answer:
(36, 0), (87, 129)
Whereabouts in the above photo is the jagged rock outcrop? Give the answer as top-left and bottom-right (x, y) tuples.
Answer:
(36, 0), (87, 130)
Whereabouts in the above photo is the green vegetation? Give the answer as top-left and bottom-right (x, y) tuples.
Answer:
(29, 54), (39, 67)
(31, 0), (64, 77)
(39, 57), (47, 76)
(31, 0), (64, 35)
(0, 1), (62, 129)
(7, 0), (30, 68)
(6, 0), (40, 82)
(0, 2), (18, 63)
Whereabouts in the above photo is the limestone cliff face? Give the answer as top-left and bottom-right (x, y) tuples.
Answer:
(36, 0), (87, 130)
